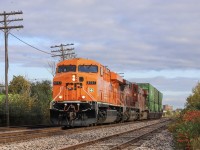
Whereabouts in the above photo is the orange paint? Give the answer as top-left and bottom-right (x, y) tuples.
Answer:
(53, 58), (147, 108)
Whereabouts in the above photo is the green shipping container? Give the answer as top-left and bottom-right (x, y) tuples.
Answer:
(148, 101), (155, 112)
(138, 83), (163, 113)
(154, 88), (159, 104)
(158, 91), (163, 112)
(155, 103), (159, 112)
(158, 103), (162, 112)
(137, 83), (155, 102)
(158, 92), (163, 105)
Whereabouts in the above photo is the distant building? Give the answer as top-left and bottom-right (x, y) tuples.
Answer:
(163, 105), (173, 111)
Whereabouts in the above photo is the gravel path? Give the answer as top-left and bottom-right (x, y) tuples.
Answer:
(0, 119), (170, 150)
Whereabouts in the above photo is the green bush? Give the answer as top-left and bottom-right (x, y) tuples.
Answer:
(0, 95), (6, 126)
(168, 82), (200, 149)
(0, 76), (52, 126)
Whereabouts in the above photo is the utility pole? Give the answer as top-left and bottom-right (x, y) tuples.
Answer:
(0, 11), (23, 127)
(51, 43), (76, 61)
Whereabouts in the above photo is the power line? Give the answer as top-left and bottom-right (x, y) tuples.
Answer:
(1, 21), (51, 55)
(51, 43), (76, 61)
(9, 33), (51, 55)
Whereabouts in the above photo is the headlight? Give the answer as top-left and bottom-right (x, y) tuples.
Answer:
(82, 95), (86, 99)
(72, 75), (76, 81)
(59, 95), (63, 99)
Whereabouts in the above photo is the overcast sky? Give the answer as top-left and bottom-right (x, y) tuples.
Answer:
(0, 0), (200, 109)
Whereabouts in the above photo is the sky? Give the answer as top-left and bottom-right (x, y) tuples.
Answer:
(0, 0), (200, 109)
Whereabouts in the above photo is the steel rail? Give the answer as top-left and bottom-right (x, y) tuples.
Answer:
(58, 119), (171, 150)
(0, 119), (154, 144)
(109, 122), (168, 150)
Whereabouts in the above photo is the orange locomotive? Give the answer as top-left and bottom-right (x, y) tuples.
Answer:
(50, 58), (149, 126)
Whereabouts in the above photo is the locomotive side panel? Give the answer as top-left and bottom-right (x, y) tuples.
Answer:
(131, 83), (148, 120)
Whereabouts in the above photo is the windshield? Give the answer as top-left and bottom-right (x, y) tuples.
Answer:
(78, 65), (98, 73)
(58, 65), (76, 73)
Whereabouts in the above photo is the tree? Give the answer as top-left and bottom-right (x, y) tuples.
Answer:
(168, 82), (200, 149)
(30, 80), (52, 123)
(0, 94), (6, 125)
(166, 110), (172, 116)
(0, 76), (53, 126)
(185, 82), (200, 110)
(47, 61), (56, 77)
(9, 75), (31, 94)
(30, 80), (52, 102)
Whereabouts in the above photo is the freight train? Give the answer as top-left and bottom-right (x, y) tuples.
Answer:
(50, 58), (163, 127)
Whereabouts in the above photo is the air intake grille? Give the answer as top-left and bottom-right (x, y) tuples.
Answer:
(87, 81), (96, 85)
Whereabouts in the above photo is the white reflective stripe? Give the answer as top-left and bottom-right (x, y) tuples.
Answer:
(82, 86), (95, 100)
(53, 86), (64, 100)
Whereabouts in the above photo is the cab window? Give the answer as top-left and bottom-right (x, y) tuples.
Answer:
(78, 65), (98, 73)
(58, 65), (76, 73)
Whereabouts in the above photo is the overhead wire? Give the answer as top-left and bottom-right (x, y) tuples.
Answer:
(9, 33), (52, 55)
(0, 20), (52, 55)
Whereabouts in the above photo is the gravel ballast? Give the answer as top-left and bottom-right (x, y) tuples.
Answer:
(0, 119), (173, 150)
(132, 129), (175, 150)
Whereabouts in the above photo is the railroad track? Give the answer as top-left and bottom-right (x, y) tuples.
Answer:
(59, 119), (171, 150)
(0, 126), (62, 143)
(0, 127), (27, 132)
(0, 120), (171, 149)
(0, 124), (57, 132)
(0, 119), (156, 144)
